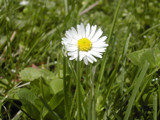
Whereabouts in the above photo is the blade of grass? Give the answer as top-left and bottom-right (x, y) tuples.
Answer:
(104, 56), (121, 100)
(9, 100), (34, 120)
(120, 33), (131, 94)
(88, 94), (92, 120)
(12, 110), (22, 120)
(88, 65), (96, 120)
(23, 37), (41, 62)
(69, 88), (76, 116)
(64, 0), (68, 16)
(91, 65), (96, 120)
(57, 53), (60, 78)
(38, 96), (61, 120)
(96, 0), (122, 97)
(138, 23), (160, 37)
(67, 59), (78, 80)
(159, 87), (160, 113)
(153, 92), (157, 120)
(124, 61), (149, 120)
(63, 56), (70, 120)
(6, 24), (13, 68)
(135, 67), (160, 102)
(76, 50), (81, 120)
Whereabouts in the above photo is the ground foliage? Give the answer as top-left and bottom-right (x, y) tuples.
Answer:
(0, 0), (160, 120)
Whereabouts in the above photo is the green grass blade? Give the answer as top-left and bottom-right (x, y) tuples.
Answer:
(120, 33), (131, 94)
(38, 96), (61, 120)
(10, 100), (34, 120)
(64, 0), (68, 16)
(63, 56), (70, 120)
(139, 23), (160, 37)
(76, 50), (81, 120)
(88, 65), (96, 120)
(96, 0), (122, 97)
(153, 92), (157, 120)
(124, 61), (149, 120)
(104, 56), (121, 100)
(135, 67), (160, 102)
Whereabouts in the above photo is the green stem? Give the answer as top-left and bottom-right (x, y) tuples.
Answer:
(57, 53), (60, 78)
(90, 65), (96, 120)
(64, 0), (68, 16)
(96, 0), (122, 98)
(124, 61), (149, 120)
(77, 50), (81, 120)
(63, 56), (70, 120)
(40, 78), (44, 98)
(153, 92), (157, 120)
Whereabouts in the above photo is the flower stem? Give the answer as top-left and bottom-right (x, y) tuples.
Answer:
(88, 65), (96, 120)
(77, 50), (81, 120)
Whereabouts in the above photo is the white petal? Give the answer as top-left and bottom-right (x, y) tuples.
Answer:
(88, 25), (97, 40)
(92, 42), (109, 48)
(94, 54), (102, 58)
(67, 47), (78, 52)
(70, 40), (78, 45)
(91, 28), (103, 42)
(87, 57), (93, 63)
(71, 27), (80, 40)
(87, 53), (97, 62)
(62, 37), (69, 41)
(65, 33), (72, 40)
(85, 23), (90, 38)
(92, 48), (106, 52)
(80, 23), (85, 38)
(61, 41), (66, 45)
(61, 37), (70, 45)
(69, 52), (78, 60)
(69, 55), (77, 60)
(83, 56), (88, 65)
(68, 51), (77, 56)
(66, 31), (72, 38)
(79, 51), (86, 61)
(89, 50), (102, 58)
(77, 23), (85, 38)
(95, 36), (107, 43)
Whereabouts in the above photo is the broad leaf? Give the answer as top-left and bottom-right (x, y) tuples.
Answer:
(17, 88), (41, 119)
(127, 48), (160, 68)
(49, 78), (63, 94)
(19, 68), (41, 81)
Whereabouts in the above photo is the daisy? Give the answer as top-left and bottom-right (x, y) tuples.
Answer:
(62, 23), (108, 65)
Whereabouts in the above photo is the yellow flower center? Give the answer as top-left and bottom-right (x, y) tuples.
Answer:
(77, 38), (92, 51)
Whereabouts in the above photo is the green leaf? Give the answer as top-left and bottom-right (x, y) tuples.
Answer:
(0, 36), (7, 50)
(42, 91), (64, 118)
(19, 67), (41, 81)
(127, 48), (160, 68)
(20, 67), (58, 82)
(154, 48), (160, 66)
(39, 96), (62, 120)
(49, 78), (63, 94)
(124, 61), (149, 120)
(153, 92), (157, 120)
(17, 88), (41, 119)
(40, 69), (56, 80)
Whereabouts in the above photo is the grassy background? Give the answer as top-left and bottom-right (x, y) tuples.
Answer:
(0, 0), (160, 119)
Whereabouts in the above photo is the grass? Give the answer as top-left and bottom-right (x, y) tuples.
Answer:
(0, 0), (160, 120)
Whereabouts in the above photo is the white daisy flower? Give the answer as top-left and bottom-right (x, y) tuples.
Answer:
(62, 23), (108, 65)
